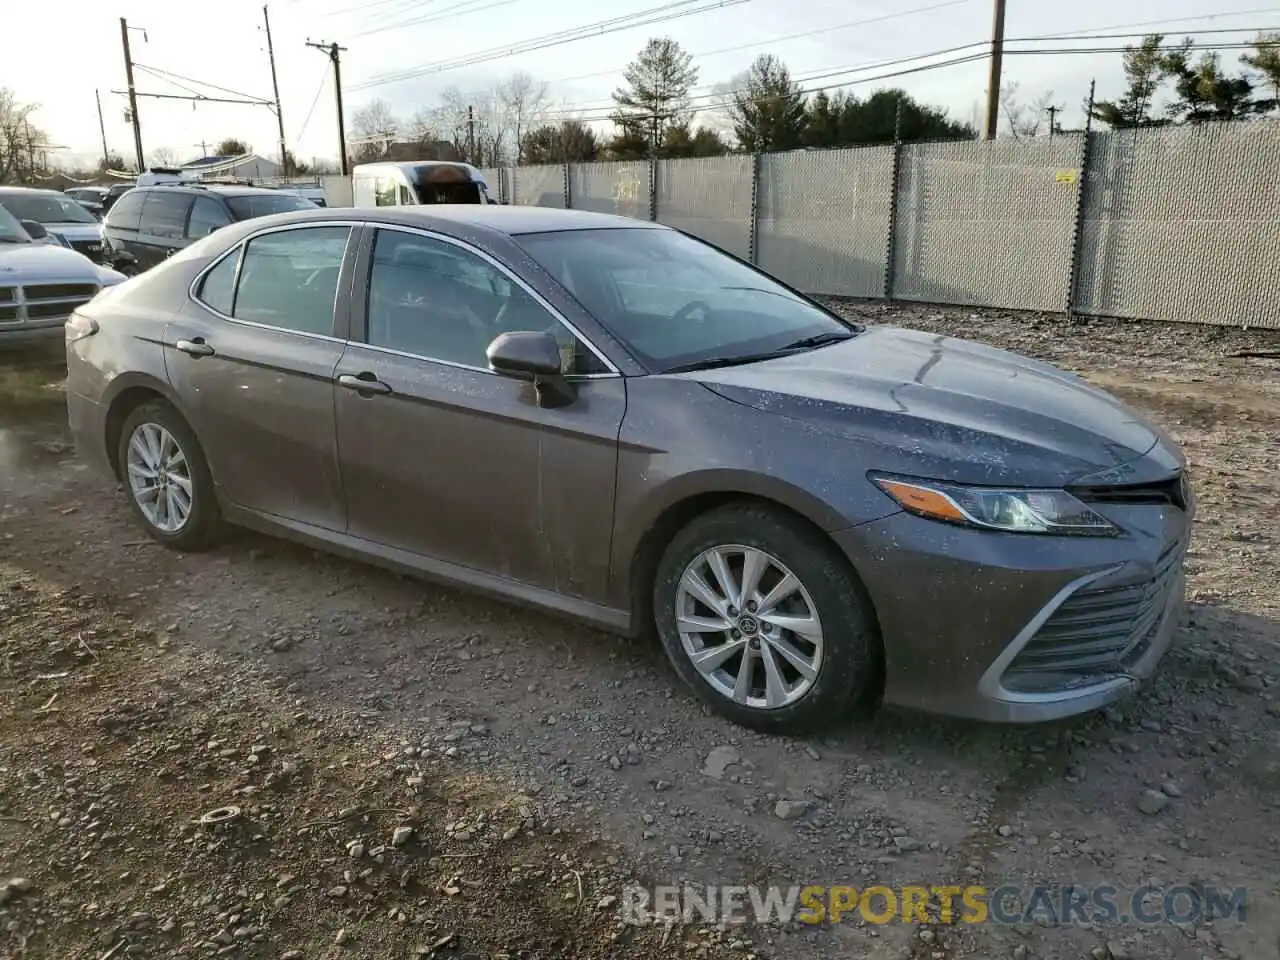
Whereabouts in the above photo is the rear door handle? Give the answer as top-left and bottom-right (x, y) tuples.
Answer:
(337, 373), (392, 395)
(175, 338), (214, 357)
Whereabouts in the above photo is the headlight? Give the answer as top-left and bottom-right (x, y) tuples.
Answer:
(872, 474), (1118, 536)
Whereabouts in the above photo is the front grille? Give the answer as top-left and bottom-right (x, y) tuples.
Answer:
(0, 283), (98, 326)
(1070, 472), (1188, 509)
(1004, 537), (1186, 692)
(25, 283), (98, 302)
(69, 239), (104, 260)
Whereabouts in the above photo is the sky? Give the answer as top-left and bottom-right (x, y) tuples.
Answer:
(4, 0), (1277, 170)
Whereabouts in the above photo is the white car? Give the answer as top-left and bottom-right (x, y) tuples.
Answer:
(0, 205), (126, 346)
(0, 186), (107, 262)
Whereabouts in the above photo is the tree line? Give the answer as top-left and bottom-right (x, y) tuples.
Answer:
(349, 37), (976, 167)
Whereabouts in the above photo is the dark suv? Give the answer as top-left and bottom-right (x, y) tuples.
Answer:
(102, 185), (317, 273)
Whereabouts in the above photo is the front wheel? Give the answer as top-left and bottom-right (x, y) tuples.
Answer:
(653, 503), (881, 734)
(117, 400), (223, 551)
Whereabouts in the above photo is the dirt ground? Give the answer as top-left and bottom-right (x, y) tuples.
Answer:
(1, 303), (1278, 960)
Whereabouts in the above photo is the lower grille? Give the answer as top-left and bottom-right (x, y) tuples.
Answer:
(1004, 538), (1186, 692)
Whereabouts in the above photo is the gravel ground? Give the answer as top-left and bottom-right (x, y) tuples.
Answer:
(1, 303), (1278, 960)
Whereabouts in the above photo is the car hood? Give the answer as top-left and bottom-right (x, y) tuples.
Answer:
(686, 325), (1167, 486)
(45, 222), (104, 242)
(0, 242), (106, 282)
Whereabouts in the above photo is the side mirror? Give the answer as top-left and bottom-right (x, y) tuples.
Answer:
(486, 330), (576, 407)
(487, 330), (562, 378)
(20, 219), (48, 240)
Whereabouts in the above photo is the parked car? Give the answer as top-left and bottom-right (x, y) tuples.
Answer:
(0, 204), (126, 346)
(351, 161), (494, 207)
(100, 182), (137, 215)
(64, 206), (1192, 733)
(0, 186), (109, 262)
(65, 186), (110, 220)
(101, 184), (318, 273)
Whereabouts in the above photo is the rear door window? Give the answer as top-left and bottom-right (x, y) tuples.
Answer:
(141, 191), (194, 240)
(187, 196), (232, 240)
(231, 226), (351, 336)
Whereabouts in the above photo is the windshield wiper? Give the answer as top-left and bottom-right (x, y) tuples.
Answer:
(774, 330), (857, 350)
(0, 236), (29, 244)
(663, 331), (856, 374)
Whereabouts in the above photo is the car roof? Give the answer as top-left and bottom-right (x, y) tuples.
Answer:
(136, 184), (288, 198)
(241, 204), (667, 238)
(0, 186), (63, 197)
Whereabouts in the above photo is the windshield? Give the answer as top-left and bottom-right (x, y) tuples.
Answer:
(412, 180), (484, 204)
(0, 203), (31, 243)
(225, 193), (317, 220)
(516, 228), (855, 372)
(0, 192), (98, 224)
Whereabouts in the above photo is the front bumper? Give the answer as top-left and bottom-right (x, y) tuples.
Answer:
(833, 503), (1190, 723)
(0, 317), (66, 345)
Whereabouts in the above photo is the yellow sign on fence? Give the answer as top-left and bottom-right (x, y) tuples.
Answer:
(1055, 170), (1077, 184)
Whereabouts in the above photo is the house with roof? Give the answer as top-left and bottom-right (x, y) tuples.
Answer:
(181, 153), (282, 181)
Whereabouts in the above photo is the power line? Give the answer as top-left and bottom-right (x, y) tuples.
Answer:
(552, 38), (1277, 125)
(295, 65), (331, 144)
(132, 63), (274, 105)
(350, 0), (521, 37)
(541, 27), (1280, 116)
(350, 0), (750, 90)
(549, 0), (976, 86)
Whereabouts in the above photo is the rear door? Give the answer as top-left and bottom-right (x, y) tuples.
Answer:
(135, 191), (194, 269)
(165, 222), (357, 531)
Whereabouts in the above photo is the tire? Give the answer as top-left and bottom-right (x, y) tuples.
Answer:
(117, 400), (223, 551)
(653, 502), (880, 734)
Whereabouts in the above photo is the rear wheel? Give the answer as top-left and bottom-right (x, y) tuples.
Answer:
(117, 400), (223, 551)
(653, 503), (880, 734)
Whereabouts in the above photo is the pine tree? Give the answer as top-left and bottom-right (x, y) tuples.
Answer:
(611, 37), (699, 152)
(729, 55), (807, 152)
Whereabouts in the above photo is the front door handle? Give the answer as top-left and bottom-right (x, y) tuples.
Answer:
(337, 373), (392, 395)
(175, 338), (214, 357)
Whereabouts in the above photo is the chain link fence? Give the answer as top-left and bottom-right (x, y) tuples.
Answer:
(757, 147), (894, 299)
(893, 136), (1084, 312)
(484, 118), (1280, 328)
(1075, 121), (1280, 328)
(655, 156), (754, 260)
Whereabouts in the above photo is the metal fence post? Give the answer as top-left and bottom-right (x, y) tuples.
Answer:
(882, 101), (907, 299)
(563, 163), (572, 209)
(1065, 80), (1097, 317)
(748, 152), (762, 265)
(648, 157), (658, 221)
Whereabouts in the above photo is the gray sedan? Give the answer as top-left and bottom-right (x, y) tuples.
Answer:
(64, 206), (1192, 733)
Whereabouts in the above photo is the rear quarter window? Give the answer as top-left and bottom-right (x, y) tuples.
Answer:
(142, 192), (194, 240)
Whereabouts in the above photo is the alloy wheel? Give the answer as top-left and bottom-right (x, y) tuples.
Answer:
(125, 422), (194, 534)
(674, 544), (825, 710)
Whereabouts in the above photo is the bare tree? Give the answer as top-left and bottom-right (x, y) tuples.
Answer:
(349, 99), (401, 160)
(0, 88), (43, 184)
(494, 71), (549, 163)
(150, 146), (179, 166)
(1000, 81), (1055, 139)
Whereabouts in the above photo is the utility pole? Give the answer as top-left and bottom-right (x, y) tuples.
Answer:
(982, 0), (1007, 140)
(264, 5), (289, 178)
(120, 18), (145, 171)
(1046, 104), (1061, 138)
(307, 39), (349, 174)
(467, 105), (476, 164)
(95, 90), (110, 168)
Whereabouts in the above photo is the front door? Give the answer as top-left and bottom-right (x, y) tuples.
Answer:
(165, 223), (356, 531)
(334, 226), (626, 595)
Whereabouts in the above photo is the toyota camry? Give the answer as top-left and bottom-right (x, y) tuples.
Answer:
(64, 206), (1192, 733)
